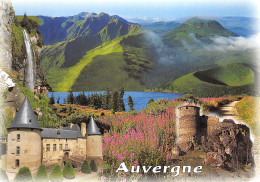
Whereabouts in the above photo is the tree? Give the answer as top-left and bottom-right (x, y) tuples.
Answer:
(62, 162), (75, 179)
(0, 169), (9, 182)
(90, 160), (98, 172)
(14, 166), (32, 182)
(49, 164), (63, 182)
(35, 164), (48, 182)
(81, 160), (91, 174)
(118, 87), (125, 111)
(49, 93), (55, 104)
(67, 91), (74, 104)
(148, 98), (154, 104)
(128, 96), (135, 111)
(57, 97), (60, 104)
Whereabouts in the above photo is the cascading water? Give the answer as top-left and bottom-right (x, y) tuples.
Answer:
(23, 29), (34, 92)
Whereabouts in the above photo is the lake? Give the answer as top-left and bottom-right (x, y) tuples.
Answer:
(48, 91), (183, 111)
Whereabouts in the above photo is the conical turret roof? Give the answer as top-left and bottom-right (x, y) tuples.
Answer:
(8, 97), (42, 131)
(86, 116), (101, 135)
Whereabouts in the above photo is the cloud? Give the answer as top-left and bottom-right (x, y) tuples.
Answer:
(182, 33), (260, 52)
(207, 34), (260, 52)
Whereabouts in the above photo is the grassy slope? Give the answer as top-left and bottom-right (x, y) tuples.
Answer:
(71, 52), (145, 91)
(196, 63), (254, 86)
(166, 63), (255, 97)
(16, 16), (42, 25)
(45, 37), (123, 92)
(236, 96), (259, 136)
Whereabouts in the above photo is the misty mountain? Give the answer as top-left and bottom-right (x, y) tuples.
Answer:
(133, 16), (257, 37)
(163, 17), (238, 48)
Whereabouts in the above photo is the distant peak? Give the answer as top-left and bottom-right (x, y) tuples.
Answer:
(99, 12), (110, 17)
(186, 17), (211, 24)
(74, 12), (97, 19)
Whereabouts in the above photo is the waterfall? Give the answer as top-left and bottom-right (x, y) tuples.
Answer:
(23, 29), (34, 92)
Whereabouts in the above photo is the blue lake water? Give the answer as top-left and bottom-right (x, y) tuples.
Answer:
(48, 91), (183, 111)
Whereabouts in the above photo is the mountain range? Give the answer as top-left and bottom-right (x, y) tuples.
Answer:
(24, 12), (257, 96)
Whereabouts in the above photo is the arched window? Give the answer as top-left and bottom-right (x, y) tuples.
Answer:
(15, 159), (19, 167)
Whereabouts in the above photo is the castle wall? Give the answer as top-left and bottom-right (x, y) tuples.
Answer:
(42, 138), (87, 167)
(86, 135), (103, 160)
(7, 129), (42, 173)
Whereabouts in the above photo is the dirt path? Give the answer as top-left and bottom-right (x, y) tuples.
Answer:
(213, 101), (242, 123)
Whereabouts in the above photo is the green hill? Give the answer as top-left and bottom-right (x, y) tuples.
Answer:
(39, 12), (155, 91)
(163, 17), (237, 48)
(194, 63), (254, 86)
(40, 30), (153, 92)
(164, 63), (256, 97)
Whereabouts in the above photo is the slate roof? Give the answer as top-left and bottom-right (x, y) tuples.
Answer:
(8, 97), (42, 131)
(86, 116), (101, 135)
(42, 124), (85, 139)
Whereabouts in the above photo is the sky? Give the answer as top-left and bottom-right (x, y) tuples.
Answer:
(11, 0), (259, 20)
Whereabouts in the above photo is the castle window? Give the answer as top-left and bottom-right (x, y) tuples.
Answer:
(59, 144), (62, 151)
(15, 159), (19, 167)
(17, 134), (20, 142)
(29, 119), (32, 123)
(53, 144), (57, 151)
(65, 144), (68, 150)
(16, 146), (20, 156)
(46, 144), (50, 152)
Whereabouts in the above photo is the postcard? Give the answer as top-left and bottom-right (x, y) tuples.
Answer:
(0, 0), (259, 181)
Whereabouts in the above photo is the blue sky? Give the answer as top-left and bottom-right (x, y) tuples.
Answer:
(12, 0), (258, 20)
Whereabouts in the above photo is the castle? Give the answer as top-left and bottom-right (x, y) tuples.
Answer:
(6, 97), (103, 174)
(175, 105), (253, 169)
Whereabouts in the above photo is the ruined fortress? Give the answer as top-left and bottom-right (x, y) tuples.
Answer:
(6, 97), (103, 174)
(175, 105), (253, 169)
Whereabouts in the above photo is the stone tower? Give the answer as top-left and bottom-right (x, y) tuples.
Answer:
(176, 105), (200, 152)
(86, 116), (103, 159)
(7, 97), (42, 174)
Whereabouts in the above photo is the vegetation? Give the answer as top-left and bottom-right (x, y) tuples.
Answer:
(81, 160), (91, 174)
(20, 13), (39, 34)
(14, 167), (32, 182)
(49, 164), (63, 182)
(90, 160), (98, 172)
(62, 162), (75, 179)
(60, 89), (126, 112)
(11, 20), (26, 71)
(35, 164), (48, 182)
(236, 96), (259, 135)
(18, 83), (61, 128)
(49, 93), (55, 104)
(128, 96), (135, 111)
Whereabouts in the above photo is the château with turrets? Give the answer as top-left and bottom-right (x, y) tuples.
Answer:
(6, 97), (103, 174)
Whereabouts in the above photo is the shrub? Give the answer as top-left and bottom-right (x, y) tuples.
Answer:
(14, 166), (32, 182)
(90, 160), (98, 172)
(81, 160), (91, 174)
(35, 164), (48, 182)
(62, 162), (75, 179)
(49, 164), (63, 182)
(0, 169), (9, 182)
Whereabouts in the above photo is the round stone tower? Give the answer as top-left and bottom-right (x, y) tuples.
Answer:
(176, 105), (200, 152)
(86, 116), (103, 160)
(7, 97), (42, 174)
